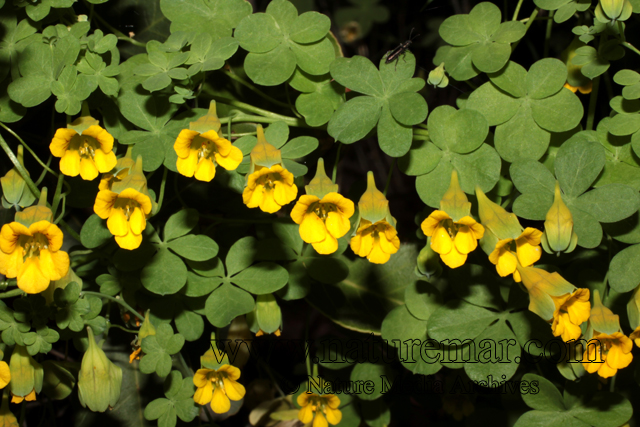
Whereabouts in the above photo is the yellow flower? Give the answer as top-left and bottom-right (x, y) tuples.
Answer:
(0, 362), (10, 391)
(488, 228), (542, 282)
(174, 129), (243, 182)
(291, 193), (355, 254)
(0, 220), (69, 294)
(193, 364), (246, 413)
(564, 81), (592, 94)
(582, 331), (633, 378)
(9, 346), (42, 403)
(93, 188), (152, 250)
(50, 125), (116, 181)
(630, 327), (640, 348)
(242, 164), (298, 214)
(421, 210), (484, 269)
(350, 219), (400, 264)
(297, 393), (342, 427)
(550, 288), (591, 342)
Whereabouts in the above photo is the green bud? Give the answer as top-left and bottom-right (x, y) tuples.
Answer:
(596, 0), (633, 22)
(0, 146), (36, 209)
(428, 63), (449, 88)
(541, 182), (578, 256)
(9, 345), (43, 402)
(78, 327), (123, 412)
(247, 294), (282, 336)
(42, 360), (79, 401)
(415, 239), (443, 279)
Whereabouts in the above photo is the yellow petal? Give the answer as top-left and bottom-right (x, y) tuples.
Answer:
(0, 223), (22, 254)
(193, 369), (212, 387)
(218, 365), (241, 381)
(298, 404), (314, 424)
(516, 241), (542, 267)
(215, 145), (243, 171)
(440, 246), (467, 269)
(496, 250), (517, 278)
(453, 226), (477, 254)
(177, 150), (199, 178)
(299, 213), (327, 243)
(94, 149), (117, 173)
(222, 378), (245, 401)
(321, 193), (355, 219)
(107, 208), (129, 237)
(210, 387), (231, 413)
(313, 412), (328, 427)
(421, 210), (451, 236)
(325, 395), (340, 409)
(174, 130), (199, 158)
(243, 185), (264, 208)
(290, 195), (319, 224)
(94, 190), (118, 219)
(194, 158), (216, 182)
(457, 216), (485, 239)
(18, 257), (49, 294)
(115, 230), (143, 250)
(325, 211), (351, 238)
(378, 230), (399, 254)
(194, 382), (213, 405)
(49, 128), (76, 157)
(312, 234), (338, 255)
(79, 157), (99, 181)
(59, 150), (81, 177)
(368, 241), (391, 264)
(259, 191), (281, 214)
(0, 249), (22, 278)
(297, 392), (311, 407)
(431, 226), (453, 255)
(273, 181), (296, 207)
(0, 361), (10, 388)
(325, 406), (342, 425)
(41, 223), (64, 252)
(83, 125), (114, 152)
(129, 207), (146, 235)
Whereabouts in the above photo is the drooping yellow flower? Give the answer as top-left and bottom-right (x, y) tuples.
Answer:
(0, 219), (69, 294)
(297, 392), (342, 427)
(193, 364), (246, 413)
(488, 228), (542, 282)
(582, 331), (633, 378)
(629, 327), (640, 348)
(550, 288), (591, 342)
(350, 219), (400, 264)
(174, 129), (243, 182)
(0, 362), (10, 391)
(50, 119), (116, 181)
(9, 346), (42, 404)
(564, 81), (592, 94)
(94, 188), (152, 250)
(421, 211), (484, 268)
(243, 164), (298, 214)
(291, 193), (355, 254)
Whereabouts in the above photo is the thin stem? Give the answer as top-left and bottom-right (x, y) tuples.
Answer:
(332, 143), (342, 183)
(622, 41), (640, 57)
(0, 122), (59, 177)
(610, 373), (617, 392)
(108, 323), (139, 334)
(221, 113), (309, 128)
(82, 291), (144, 321)
(304, 310), (311, 378)
(34, 155), (54, 186)
(51, 172), (65, 217)
(53, 195), (66, 225)
(586, 76), (600, 131)
(512, 0), (525, 20)
(0, 288), (26, 299)
(543, 11), (555, 57)
(224, 70), (290, 109)
(511, 9), (540, 53)
(384, 159), (395, 196)
(155, 168), (169, 213)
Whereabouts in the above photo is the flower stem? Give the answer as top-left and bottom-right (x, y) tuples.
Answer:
(512, 0), (525, 20)
(224, 70), (291, 109)
(0, 122), (59, 177)
(586, 76), (600, 131)
(155, 167), (169, 214)
(622, 41), (640, 57)
(332, 143), (342, 183)
(0, 288), (26, 299)
(511, 8), (539, 53)
(82, 291), (144, 321)
(108, 323), (138, 334)
(543, 11), (555, 58)
(384, 159), (395, 196)
(51, 171), (66, 218)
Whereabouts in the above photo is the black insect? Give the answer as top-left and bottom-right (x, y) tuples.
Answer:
(385, 29), (421, 68)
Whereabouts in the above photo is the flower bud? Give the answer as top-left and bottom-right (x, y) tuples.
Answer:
(428, 63), (449, 89)
(596, 0), (633, 22)
(541, 181), (578, 255)
(246, 294), (282, 336)
(415, 239), (442, 279)
(77, 327), (122, 412)
(9, 346), (43, 403)
(0, 146), (36, 209)
(130, 310), (156, 363)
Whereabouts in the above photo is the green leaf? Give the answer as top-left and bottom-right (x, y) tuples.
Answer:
(327, 96), (382, 144)
(439, 14), (479, 46)
(164, 209), (199, 241)
(244, 44), (297, 86)
(350, 363), (392, 401)
(233, 13), (283, 53)
(526, 58), (567, 100)
(428, 106), (489, 154)
(225, 236), (257, 276)
(290, 37), (335, 75)
(489, 61), (527, 98)
(289, 12), (330, 44)
(140, 323), (185, 378)
(530, 88), (584, 133)
(428, 300), (499, 342)
(160, 0), (251, 41)
(555, 135), (605, 198)
(377, 104), (412, 157)
(264, 121), (290, 148)
(80, 214), (113, 248)
(463, 320), (521, 385)
(398, 140), (442, 176)
(231, 262), (289, 294)
(574, 184), (639, 223)
(609, 244), (640, 292)
(330, 56), (384, 97)
(510, 160), (556, 194)
(141, 248), (188, 295)
(521, 373), (565, 411)
(467, 81), (521, 126)
(415, 159), (454, 208)
(281, 136), (319, 159)
(174, 309), (204, 341)
(387, 92), (428, 126)
(204, 283), (255, 327)
(404, 280), (442, 321)
(167, 235), (219, 261)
